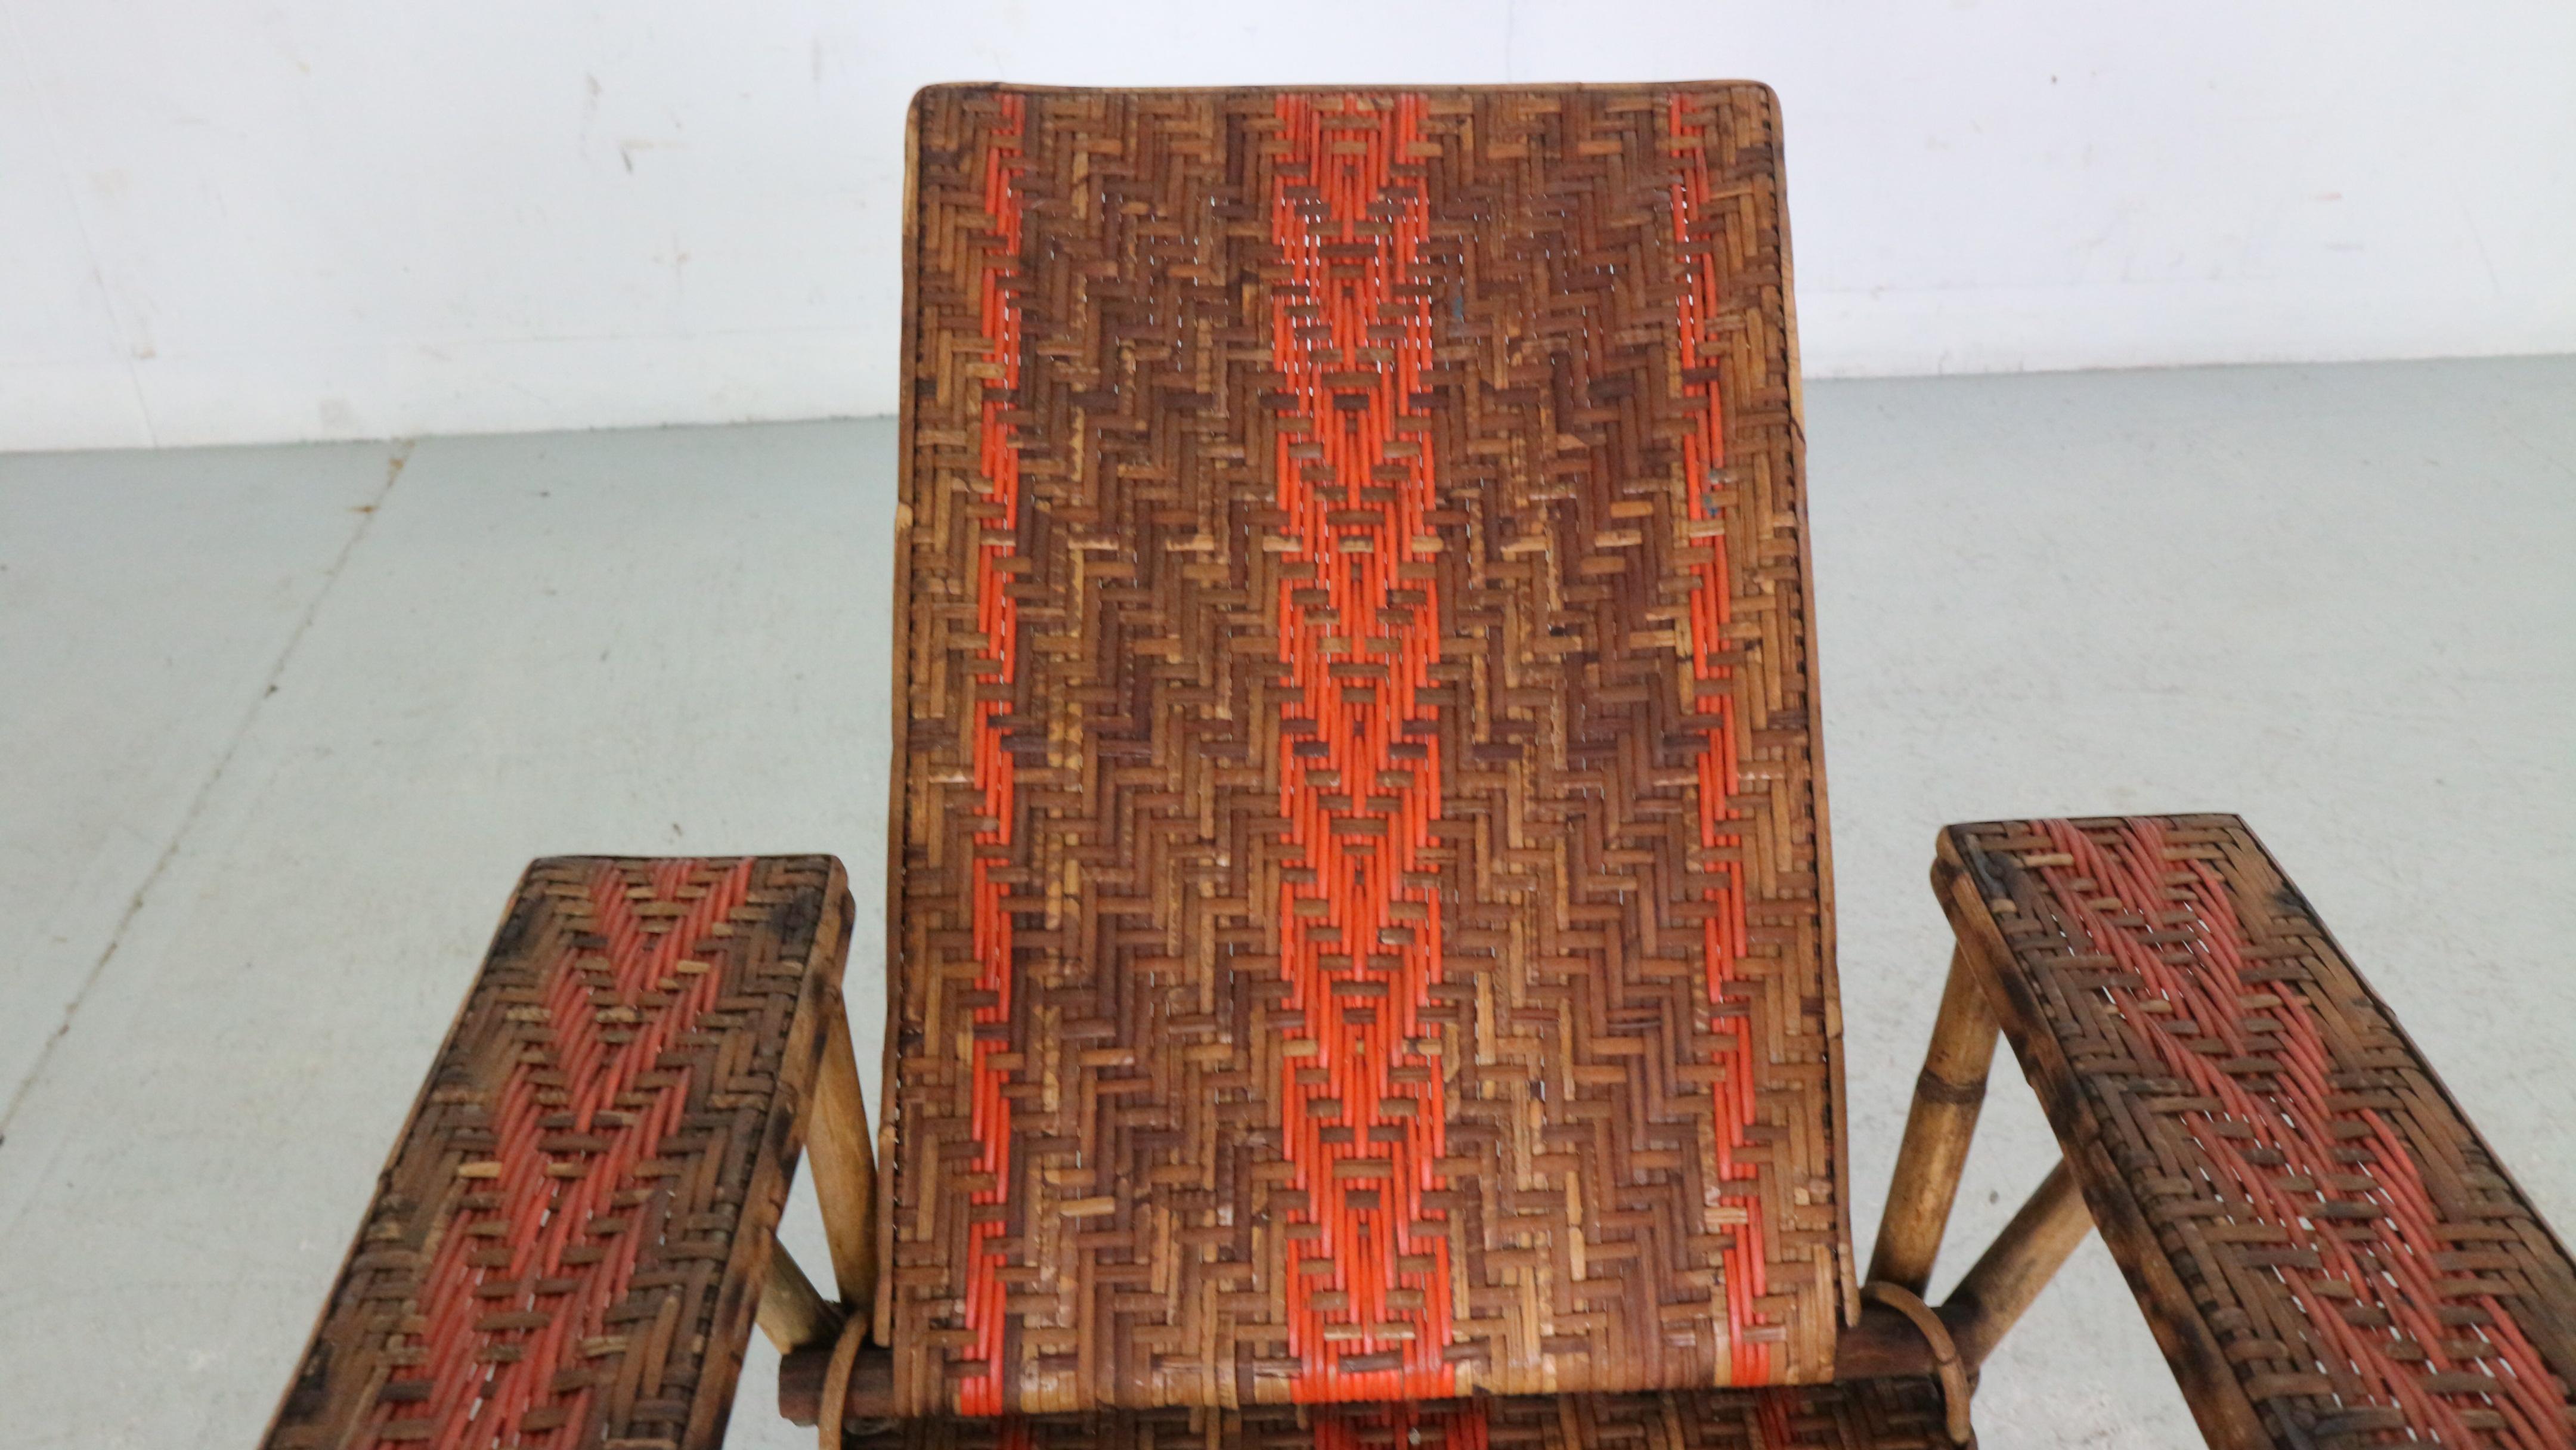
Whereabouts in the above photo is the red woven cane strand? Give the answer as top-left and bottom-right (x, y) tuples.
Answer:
(372, 858), (754, 1448)
(2039, 820), (2565, 1447)
(1267, 92), (1460, 1403)
(1668, 92), (1771, 1386)
(959, 89), (1029, 1418)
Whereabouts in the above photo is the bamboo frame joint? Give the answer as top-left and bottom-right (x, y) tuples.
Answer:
(1859, 1281), (1974, 1446)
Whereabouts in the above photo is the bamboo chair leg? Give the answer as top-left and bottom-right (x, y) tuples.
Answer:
(1943, 1158), (2095, 1368)
(807, 999), (880, 1312)
(757, 1244), (846, 1353)
(1868, 946), (2002, 1296)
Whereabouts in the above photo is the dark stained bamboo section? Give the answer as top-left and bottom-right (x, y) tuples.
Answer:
(1939, 816), (2576, 1450)
(839, 1380), (1951, 1450)
(1937, 1161), (2092, 1370)
(262, 856), (856, 1450)
(1864, 949), (1999, 1297)
(887, 83), (1846, 1414)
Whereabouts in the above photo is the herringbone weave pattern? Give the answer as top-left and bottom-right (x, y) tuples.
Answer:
(888, 84), (1845, 1414)
(265, 856), (853, 1450)
(1942, 816), (2576, 1449)
(846, 1381), (1948, 1450)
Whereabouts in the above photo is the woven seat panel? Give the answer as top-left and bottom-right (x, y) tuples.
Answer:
(1940, 817), (2576, 1450)
(845, 1381), (1948, 1450)
(887, 83), (1847, 1415)
(264, 856), (853, 1450)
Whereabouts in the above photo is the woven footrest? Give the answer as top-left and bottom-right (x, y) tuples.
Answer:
(1936, 816), (2576, 1450)
(263, 855), (853, 1450)
(841, 1380), (1952, 1450)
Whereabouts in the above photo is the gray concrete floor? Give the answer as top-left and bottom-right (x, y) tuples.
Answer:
(2, 357), (2569, 1448)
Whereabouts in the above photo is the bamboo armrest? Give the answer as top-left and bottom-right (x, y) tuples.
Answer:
(1934, 815), (2576, 1450)
(261, 856), (868, 1450)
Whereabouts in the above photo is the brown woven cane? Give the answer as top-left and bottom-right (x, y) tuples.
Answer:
(1940, 817), (2576, 1449)
(263, 856), (853, 1450)
(884, 83), (1849, 1415)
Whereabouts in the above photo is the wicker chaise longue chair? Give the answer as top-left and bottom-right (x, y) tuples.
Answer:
(261, 84), (2576, 1450)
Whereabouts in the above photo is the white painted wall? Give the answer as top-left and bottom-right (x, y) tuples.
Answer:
(6, 1), (2572, 451)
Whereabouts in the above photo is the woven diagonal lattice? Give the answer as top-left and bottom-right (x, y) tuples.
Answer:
(887, 84), (1846, 1414)
(1943, 816), (2576, 1450)
(264, 856), (853, 1450)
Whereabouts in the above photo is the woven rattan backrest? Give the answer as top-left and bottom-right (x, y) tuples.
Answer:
(882, 83), (1849, 1415)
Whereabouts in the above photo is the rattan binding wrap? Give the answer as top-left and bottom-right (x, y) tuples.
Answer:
(1939, 817), (2576, 1450)
(264, 856), (853, 1450)
(844, 1381), (1950, 1450)
(886, 83), (1847, 1415)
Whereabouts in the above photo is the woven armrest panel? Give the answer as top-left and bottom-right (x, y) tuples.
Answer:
(1937, 816), (2576, 1450)
(843, 1380), (1949, 1450)
(264, 856), (853, 1450)
(886, 82), (1847, 1414)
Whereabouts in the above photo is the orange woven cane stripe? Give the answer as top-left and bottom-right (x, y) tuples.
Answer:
(1265, 92), (1458, 1403)
(2031, 820), (2568, 1446)
(375, 859), (755, 1448)
(1667, 92), (1772, 1386)
(959, 89), (1029, 1420)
